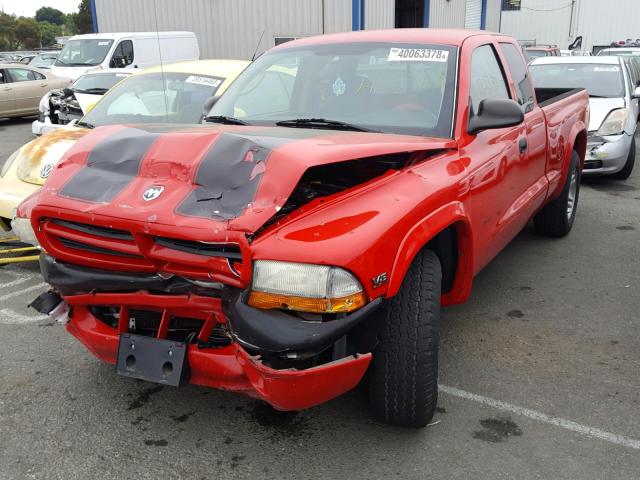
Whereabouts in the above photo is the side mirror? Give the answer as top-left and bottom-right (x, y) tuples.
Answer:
(633, 86), (640, 99)
(468, 99), (524, 135)
(202, 95), (220, 116)
(111, 55), (126, 68)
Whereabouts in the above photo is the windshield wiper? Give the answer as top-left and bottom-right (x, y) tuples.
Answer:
(74, 87), (108, 94)
(588, 94), (610, 98)
(275, 118), (379, 132)
(203, 115), (250, 125)
(75, 120), (95, 129)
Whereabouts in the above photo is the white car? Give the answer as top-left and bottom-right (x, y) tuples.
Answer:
(530, 56), (639, 179)
(32, 70), (132, 135)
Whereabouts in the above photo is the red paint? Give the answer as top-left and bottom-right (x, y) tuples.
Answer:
(24, 30), (589, 410)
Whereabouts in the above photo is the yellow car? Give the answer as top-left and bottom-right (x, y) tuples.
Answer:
(0, 59), (250, 231)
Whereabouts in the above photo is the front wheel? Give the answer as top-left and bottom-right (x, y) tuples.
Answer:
(367, 249), (441, 428)
(533, 151), (581, 238)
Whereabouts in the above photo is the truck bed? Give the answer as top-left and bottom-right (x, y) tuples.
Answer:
(535, 87), (586, 107)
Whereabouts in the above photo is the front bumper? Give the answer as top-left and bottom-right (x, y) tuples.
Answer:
(39, 255), (378, 410)
(583, 133), (633, 176)
(0, 175), (39, 224)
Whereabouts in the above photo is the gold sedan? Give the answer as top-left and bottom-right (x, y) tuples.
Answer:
(0, 64), (71, 119)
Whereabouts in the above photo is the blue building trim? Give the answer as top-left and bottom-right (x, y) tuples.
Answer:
(423, 0), (430, 27)
(480, 0), (487, 29)
(90, 0), (99, 33)
(360, 0), (365, 30)
(352, 0), (360, 30)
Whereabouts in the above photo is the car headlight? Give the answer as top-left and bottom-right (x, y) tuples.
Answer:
(248, 260), (366, 313)
(596, 108), (629, 136)
(10, 217), (40, 247)
(1, 150), (19, 177)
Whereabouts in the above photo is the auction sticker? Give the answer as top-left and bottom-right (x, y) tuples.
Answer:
(388, 48), (449, 62)
(185, 75), (223, 88)
(593, 66), (619, 72)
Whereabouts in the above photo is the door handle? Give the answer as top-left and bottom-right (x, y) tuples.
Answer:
(3, 86), (11, 91)
(39, 83), (48, 87)
(518, 137), (528, 154)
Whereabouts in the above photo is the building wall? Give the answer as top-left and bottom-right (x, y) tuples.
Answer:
(95, 0), (349, 59)
(500, 0), (640, 52)
(429, 0), (466, 28)
(365, 0), (395, 29)
(485, 0), (502, 32)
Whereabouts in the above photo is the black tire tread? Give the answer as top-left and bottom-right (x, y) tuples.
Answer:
(368, 249), (441, 428)
(533, 151), (580, 238)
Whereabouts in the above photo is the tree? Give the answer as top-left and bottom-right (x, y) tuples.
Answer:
(38, 21), (62, 47)
(35, 6), (65, 26)
(75, 0), (94, 34)
(0, 12), (18, 50)
(15, 17), (41, 49)
(64, 13), (79, 35)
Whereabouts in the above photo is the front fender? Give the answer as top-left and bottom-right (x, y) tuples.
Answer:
(387, 201), (474, 306)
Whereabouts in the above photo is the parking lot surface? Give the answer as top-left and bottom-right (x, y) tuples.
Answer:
(1, 117), (638, 479)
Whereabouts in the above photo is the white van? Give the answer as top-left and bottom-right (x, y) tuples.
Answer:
(50, 32), (199, 80)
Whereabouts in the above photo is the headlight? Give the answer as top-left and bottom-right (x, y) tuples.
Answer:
(248, 260), (366, 313)
(596, 108), (629, 136)
(1, 150), (19, 177)
(10, 217), (40, 247)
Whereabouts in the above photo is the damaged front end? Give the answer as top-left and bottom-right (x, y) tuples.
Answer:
(33, 252), (379, 410)
(27, 124), (454, 410)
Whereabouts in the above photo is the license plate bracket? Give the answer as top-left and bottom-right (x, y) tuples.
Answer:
(116, 334), (188, 387)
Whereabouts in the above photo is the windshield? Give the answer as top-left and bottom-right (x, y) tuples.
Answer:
(55, 39), (114, 67)
(72, 72), (130, 93)
(598, 49), (640, 56)
(82, 72), (226, 127)
(526, 50), (548, 59)
(209, 42), (458, 137)
(529, 63), (624, 98)
(30, 54), (58, 69)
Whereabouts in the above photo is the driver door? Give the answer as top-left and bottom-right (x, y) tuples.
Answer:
(0, 70), (16, 116)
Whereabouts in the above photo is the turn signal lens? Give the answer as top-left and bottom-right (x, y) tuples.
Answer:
(248, 260), (366, 313)
(248, 291), (367, 313)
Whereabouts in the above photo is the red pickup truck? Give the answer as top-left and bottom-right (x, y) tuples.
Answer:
(23, 29), (589, 428)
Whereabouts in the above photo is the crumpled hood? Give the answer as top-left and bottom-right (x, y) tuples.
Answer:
(35, 123), (456, 234)
(588, 97), (625, 132)
(16, 127), (91, 185)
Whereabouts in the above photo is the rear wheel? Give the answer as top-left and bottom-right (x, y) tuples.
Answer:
(368, 249), (441, 428)
(534, 151), (580, 238)
(610, 136), (635, 180)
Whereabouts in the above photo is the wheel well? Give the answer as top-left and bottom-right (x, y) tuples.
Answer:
(573, 130), (587, 166)
(425, 224), (458, 294)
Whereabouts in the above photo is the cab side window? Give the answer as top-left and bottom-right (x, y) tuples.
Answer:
(469, 44), (511, 115)
(500, 42), (535, 112)
(111, 40), (134, 68)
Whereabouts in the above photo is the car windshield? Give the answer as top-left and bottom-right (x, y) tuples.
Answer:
(209, 42), (458, 137)
(529, 63), (624, 98)
(82, 72), (226, 127)
(72, 72), (130, 93)
(598, 49), (640, 56)
(30, 54), (58, 69)
(55, 39), (114, 67)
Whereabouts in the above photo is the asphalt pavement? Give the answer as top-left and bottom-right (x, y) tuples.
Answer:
(0, 117), (638, 479)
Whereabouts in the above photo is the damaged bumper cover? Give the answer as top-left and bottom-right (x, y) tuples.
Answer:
(38, 254), (380, 410)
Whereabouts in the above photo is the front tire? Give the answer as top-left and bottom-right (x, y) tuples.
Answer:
(533, 151), (580, 238)
(610, 136), (635, 180)
(368, 249), (441, 428)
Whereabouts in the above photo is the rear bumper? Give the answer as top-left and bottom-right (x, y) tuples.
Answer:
(40, 255), (377, 410)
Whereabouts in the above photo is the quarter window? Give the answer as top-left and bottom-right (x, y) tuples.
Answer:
(469, 45), (511, 114)
(500, 43), (535, 112)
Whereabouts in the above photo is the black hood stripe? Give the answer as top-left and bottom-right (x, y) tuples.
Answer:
(175, 133), (271, 220)
(60, 127), (160, 203)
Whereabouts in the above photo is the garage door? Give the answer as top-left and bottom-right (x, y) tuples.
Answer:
(465, 0), (482, 29)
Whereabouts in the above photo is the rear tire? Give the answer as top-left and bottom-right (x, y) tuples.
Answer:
(610, 136), (635, 180)
(534, 151), (580, 238)
(368, 249), (441, 428)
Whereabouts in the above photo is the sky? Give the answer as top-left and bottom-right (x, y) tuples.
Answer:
(0, 0), (79, 17)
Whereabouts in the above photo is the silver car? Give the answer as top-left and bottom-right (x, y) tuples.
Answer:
(530, 56), (638, 179)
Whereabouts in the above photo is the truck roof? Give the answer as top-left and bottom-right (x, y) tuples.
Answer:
(273, 28), (509, 50)
(67, 32), (195, 41)
(531, 56), (621, 65)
